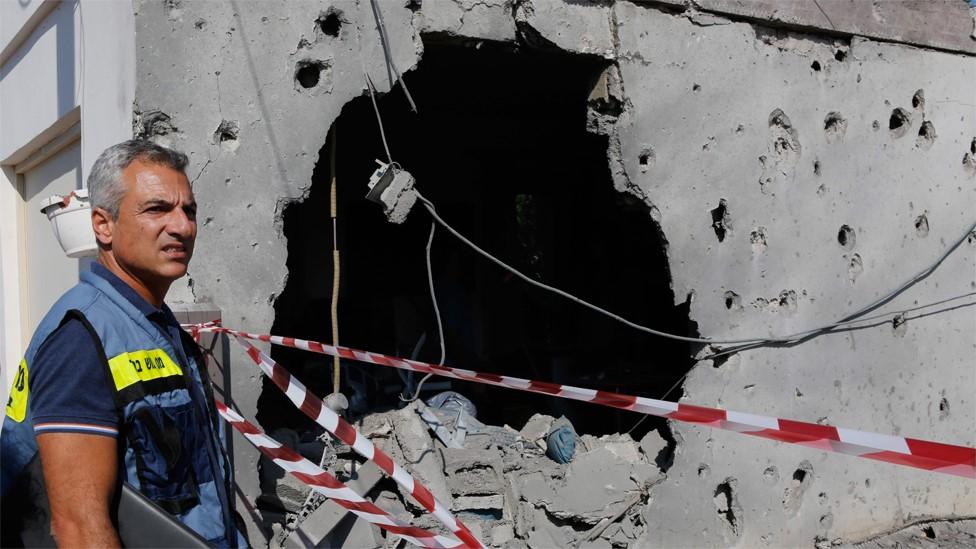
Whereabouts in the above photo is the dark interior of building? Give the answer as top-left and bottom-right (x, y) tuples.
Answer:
(261, 39), (699, 439)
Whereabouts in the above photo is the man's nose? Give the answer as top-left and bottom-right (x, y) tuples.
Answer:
(166, 208), (196, 238)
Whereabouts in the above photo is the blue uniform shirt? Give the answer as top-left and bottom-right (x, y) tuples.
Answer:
(29, 263), (195, 438)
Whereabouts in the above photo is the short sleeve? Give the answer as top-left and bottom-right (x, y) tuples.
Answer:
(29, 319), (120, 438)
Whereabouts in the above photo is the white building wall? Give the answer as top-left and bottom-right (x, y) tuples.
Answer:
(0, 0), (134, 404)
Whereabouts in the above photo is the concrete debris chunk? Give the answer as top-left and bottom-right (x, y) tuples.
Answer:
(453, 494), (505, 513)
(520, 448), (643, 526)
(489, 521), (516, 546)
(519, 413), (556, 449)
(525, 507), (573, 548)
(639, 429), (668, 460)
(257, 427), (311, 513)
(374, 490), (411, 522)
(579, 538), (613, 549)
(390, 402), (454, 512)
(358, 414), (393, 439)
(580, 433), (641, 463)
(442, 448), (506, 497)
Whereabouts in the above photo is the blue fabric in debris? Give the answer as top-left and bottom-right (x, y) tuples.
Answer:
(545, 417), (577, 464)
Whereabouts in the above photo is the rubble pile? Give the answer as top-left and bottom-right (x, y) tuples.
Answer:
(260, 399), (670, 548)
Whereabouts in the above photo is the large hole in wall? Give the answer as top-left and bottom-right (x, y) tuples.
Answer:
(259, 40), (697, 438)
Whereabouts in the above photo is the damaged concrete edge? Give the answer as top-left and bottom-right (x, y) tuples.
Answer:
(632, 0), (976, 56)
(847, 516), (976, 547)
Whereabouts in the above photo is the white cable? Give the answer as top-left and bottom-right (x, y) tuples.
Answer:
(427, 222), (447, 365)
(416, 191), (976, 348)
(402, 222), (445, 402)
(364, 72), (393, 165)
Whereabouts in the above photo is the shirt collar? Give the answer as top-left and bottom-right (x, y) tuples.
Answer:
(90, 262), (164, 318)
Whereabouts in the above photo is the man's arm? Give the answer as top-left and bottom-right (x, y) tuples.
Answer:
(37, 432), (120, 547)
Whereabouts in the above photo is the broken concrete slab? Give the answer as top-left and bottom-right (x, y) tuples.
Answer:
(519, 447), (645, 527)
(453, 494), (504, 513)
(489, 520), (516, 546)
(257, 428), (311, 513)
(525, 507), (572, 549)
(442, 447), (506, 497)
(518, 413), (555, 450)
(390, 402), (454, 512)
(638, 429), (668, 461)
(282, 461), (384, 548)
(580, 433), (642, 464)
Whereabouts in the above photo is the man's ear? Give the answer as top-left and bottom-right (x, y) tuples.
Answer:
(91, 207), (114, 246)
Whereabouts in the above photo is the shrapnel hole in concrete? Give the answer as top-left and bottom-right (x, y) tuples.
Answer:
(966, 139), (976, 174)
(295, 60), (325, 89)
(833, 49), (846, 62)
(889, 107), (911, 138)
(922, 525), (937, 539)
(823, 112), (847, 142)
(265, 40), (697, 438)
(724, 290), (741, 310)
(213, 120), (240, 152)
(711, 199), (732, 242)
(892, 313), (907, 337)
(914, 213), (929, 237)
(713, 479), (739, 534)
(638, 147), (655, 172)
(912, 89), (925, 110)
(810, 60), (821, 72)
(837, 224), (855, 250)
(317, 9), (342, 38)
(916, 121), (937, 150)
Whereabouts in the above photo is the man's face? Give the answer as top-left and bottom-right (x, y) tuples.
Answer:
(109, 160), (197, 286)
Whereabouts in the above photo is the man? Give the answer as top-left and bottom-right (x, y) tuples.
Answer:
(1, 140), (244, 547)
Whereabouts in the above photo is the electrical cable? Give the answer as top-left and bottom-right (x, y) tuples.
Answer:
(416, 191), (976, 348)
(402, 221), (446, 402)
(624, 289), (976, 436)
(364, 72), (393, 165)
(367, 0), (417, 112)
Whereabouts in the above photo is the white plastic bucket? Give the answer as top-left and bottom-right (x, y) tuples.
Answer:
(40, 189), (97, 258)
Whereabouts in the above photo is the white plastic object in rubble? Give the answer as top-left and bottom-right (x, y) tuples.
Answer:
(39, 189), (97, 258)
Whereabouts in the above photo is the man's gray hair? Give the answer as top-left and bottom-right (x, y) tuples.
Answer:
(87, 139), (189, 219)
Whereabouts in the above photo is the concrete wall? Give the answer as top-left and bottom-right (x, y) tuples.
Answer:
(133, 0), (975, 546)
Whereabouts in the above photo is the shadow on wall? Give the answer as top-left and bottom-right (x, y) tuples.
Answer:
(260, 39), (700, 438)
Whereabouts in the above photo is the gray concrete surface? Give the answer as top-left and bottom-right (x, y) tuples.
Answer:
(133, 1), (976, 546)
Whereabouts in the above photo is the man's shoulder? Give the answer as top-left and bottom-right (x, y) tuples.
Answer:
(30, 282), (102, 346)
(32, 317), (101, 369)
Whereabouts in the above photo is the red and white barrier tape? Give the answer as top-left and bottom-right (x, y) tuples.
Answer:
(196, 326), (976, 479)
(215, 399), (464, 548)
(229, 335), (483, 548)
